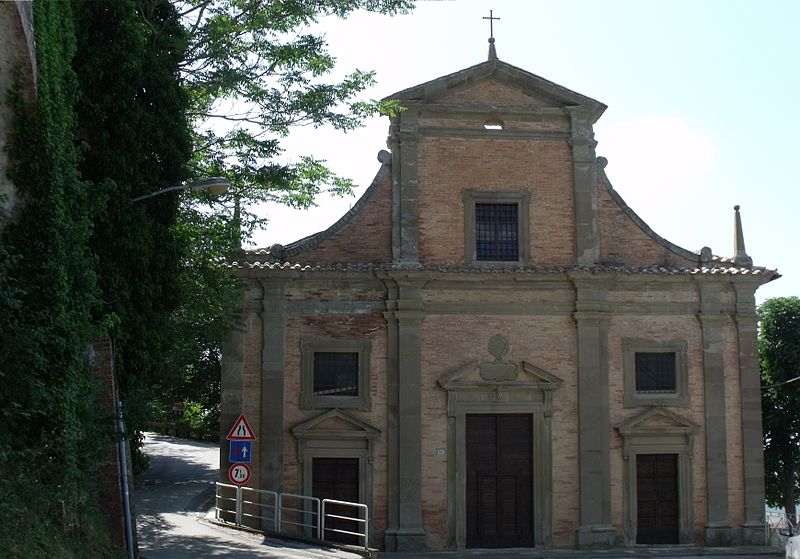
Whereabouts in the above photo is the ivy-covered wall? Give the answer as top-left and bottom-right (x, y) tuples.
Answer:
(0, 0), (191, 555)
(0, 1), (109, 556)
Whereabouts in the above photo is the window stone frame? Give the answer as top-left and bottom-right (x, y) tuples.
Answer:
(623, 338), (689, 407)
(463, 190), (531, 265)
(300, 339), (371, 410)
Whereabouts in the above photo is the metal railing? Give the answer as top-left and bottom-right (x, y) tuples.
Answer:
(214, 482), (370, 550)
(321, 498), (369, 547)
(766, 510), (797, 547)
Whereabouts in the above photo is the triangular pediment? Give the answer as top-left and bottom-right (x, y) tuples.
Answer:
(291, 409), (380, 440)
(616, 407), (699, 436)
(438, 359), (563, 390)
(385, 58), (605, 120)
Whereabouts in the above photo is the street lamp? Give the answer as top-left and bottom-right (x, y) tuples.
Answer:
(130, 177), (230, 202)
(117, 175), (229, 558)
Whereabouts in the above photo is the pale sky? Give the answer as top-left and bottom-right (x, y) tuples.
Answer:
(252, 0), (799, 304)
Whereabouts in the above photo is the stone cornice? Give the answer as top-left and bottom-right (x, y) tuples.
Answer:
(419, 127), (570, 140)
(384, 58), (606, 122)
(235, 263), (777, 291)
(416, 103), (570, 119)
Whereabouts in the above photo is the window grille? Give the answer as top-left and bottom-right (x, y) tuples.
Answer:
(635, 352), (676, 393)
(475, 203), (518, 261)
(313, 352), (359, 396)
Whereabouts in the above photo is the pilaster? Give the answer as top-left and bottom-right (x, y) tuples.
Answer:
(260, 279), (287, 497)
(567, 108), (600, 266)
(572, 277), (616, 548)
(734, 282), (767, 544)
(220, 283), (254, 478)
(698, 283), (733, 545)
(383, 277), (426, 551)
(388, 111), (420, 263)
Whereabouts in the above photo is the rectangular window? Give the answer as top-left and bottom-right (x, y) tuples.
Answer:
(635, 352), (677, 393)
(463, 191), (530, 265)
(475, 203), (519, 261)
(623, 339), (689, 407)
(300, 339), (371, 410)
(313, 352), (359, 396)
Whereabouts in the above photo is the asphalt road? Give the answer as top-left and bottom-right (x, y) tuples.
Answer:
(134, 433), (783, 559)
(135, 432), (362, 559)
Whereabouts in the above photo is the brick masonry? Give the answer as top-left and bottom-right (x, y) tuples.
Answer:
(228, 58), (775, 551)
(91, 338), (132, 550)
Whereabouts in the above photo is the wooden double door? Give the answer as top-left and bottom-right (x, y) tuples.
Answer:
(636, 453), (679, 544)
(466, 414), (534, 548)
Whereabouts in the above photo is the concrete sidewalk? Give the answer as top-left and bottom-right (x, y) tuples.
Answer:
(377, 545), (783, 559)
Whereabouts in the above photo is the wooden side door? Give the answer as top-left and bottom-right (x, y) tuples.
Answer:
(312, 457), (360, 544)
(466, 414), (533, 548)
(636, 453), (679, 544)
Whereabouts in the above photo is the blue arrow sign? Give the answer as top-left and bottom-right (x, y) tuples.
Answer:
(229, 440), (252, 464)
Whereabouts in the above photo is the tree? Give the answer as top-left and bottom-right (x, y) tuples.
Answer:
(147, 0), (414, 434)
(760, 296), (800, 519)
(175, 0), (413, 239)
(69, 0), (195, 467)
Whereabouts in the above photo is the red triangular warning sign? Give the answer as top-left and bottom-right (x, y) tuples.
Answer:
(226, 414), (256, 441)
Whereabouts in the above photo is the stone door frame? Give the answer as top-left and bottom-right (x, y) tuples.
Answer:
(439, 357), (562, 549)
(291, 409), (380, 543)
(616, 407), (698, 545)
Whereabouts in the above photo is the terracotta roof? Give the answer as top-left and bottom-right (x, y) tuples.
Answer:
(228, 260), (778, 280)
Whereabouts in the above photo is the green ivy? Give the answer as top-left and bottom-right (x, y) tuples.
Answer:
(0, 0), (191, 555)
(0, 1), (114, 556)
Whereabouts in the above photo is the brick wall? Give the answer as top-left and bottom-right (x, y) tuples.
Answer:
(435, 77), (551, 108)
(282, 310), (390, 544)
(0, 2), (36, 216)
(299, 172), (393, 263)
(420, 311), (579, 547)
(91, 338), (130, 550)
(597, 180), (698, 267)
(417, 137), (576, 265)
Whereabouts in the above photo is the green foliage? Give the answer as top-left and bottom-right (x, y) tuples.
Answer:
(164, 204), (242, 431)
(0, 1), (120, 555)
(144, 0), (414, 440)
(70, 0), (193, 466)
(176, 0), (413, 236)
(1, 2), (414, 553)
(759, 296), (800, 516)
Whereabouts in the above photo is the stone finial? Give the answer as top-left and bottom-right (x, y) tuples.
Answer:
(488, 37), (498, 61)
(733, 205), (753, 267)
(269, 243), (285, 262)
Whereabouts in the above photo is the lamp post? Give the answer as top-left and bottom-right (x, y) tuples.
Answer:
(115, 175), (229, 558)
(130, 177), (230, 202)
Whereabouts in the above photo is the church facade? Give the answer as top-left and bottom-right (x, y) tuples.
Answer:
(221, 49), (776, 551)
